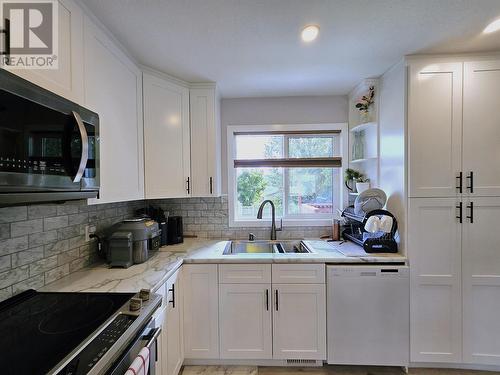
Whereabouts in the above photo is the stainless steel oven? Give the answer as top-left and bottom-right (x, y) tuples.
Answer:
(107, 319), (161, 375)
(0, 68), (99, 205)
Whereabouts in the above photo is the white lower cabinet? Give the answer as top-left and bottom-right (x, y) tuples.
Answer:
(154, 269), (183, 375)
(152, 306), (166, 374)
(409, 198), (462, 363)
(183, 264), (219, 359)
(272, 284), (326, 360)
(164, 269), (184, 375)
(183, 263), (326, 362)
(409, 196), (500, 366)
(462, 197), (500, 365)
(219, 284), (272, 359)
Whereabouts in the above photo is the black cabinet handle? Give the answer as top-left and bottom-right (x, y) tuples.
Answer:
(466, 202), (474, 223)
(456, 201), (462, 223)
(186, 177), (190, 194)
(466, 171), (474, 193)
(456, 172), (463, 193)
(168, 283), (175, 308)
(209, 177), (213, 194)
(275, 289), (279, 311)
(265, 289), (269, 311)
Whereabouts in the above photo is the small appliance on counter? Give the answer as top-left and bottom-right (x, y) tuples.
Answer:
(166, 215), (184, 245)
(107, 218), (161, 267)
(341, 188), (398, 253)
(136, 205), (169, 246)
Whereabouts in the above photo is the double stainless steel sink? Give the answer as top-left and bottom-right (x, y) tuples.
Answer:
(222, 240), (312, 255)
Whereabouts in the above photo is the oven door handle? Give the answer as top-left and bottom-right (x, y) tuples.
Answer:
(72, 111), (88, 183)
(144, 327), (161, 349)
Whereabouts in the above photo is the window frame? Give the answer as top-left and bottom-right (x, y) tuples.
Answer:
(227, 123), (349, 228)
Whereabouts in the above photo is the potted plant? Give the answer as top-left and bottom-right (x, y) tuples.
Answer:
(344, 168), (364, 192)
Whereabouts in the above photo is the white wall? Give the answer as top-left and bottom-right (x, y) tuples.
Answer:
(220, 95), (348, 193)
(378, 60), (406, 253)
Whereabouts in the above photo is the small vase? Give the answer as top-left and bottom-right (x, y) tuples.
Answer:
(360, 110), (371, 123)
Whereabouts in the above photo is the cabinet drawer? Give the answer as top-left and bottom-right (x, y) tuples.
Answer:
(272, 264), (325, 284)
(219, 264), (271, 284)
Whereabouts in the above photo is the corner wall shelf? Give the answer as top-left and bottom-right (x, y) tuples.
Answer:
(349, 121), (377, 133)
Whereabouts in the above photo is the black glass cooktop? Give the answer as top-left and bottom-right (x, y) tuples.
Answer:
(0, 289), (134, 375)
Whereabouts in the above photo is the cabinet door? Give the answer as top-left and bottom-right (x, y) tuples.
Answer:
(83, 17), (144, 204)
(190, 88), (220, 197)
(463, 61), (500, 196)
(219, 284), (272, 359)
(272, 284), (326, 360)
(408, 198), (462, 363)
(143, 73), (191, 198)
(164, 270), (183, 375)
(408, 62), (462, 197)
(7, 0), (84, 104)
(462, 197), (500, 365)
(183, 264), (219, 359)
(154, 307), (166, 375)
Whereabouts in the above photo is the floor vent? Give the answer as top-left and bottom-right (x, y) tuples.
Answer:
(285, 359), (322, 367)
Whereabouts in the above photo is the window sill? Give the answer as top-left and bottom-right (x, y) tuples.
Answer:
(229, 218), (333, 228)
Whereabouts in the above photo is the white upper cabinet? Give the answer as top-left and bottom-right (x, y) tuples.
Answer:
(6, 0), (84, 104)
(408, 198), (462, 363)
(83, 16), (144, 204)
(190, 86), (221, 197)
(463, 61), (500, 197)
(408, 61), (463, 198)
(462, 197), (500, 365)
(143, 72), (191, 199)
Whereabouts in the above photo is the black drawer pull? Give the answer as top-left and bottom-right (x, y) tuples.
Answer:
(168, 283), (175, 308)
(466, 171), (474, 193)
(466, 202), (474, 223)
(456, 172), (462, 193)
(456, 201), (463, 223)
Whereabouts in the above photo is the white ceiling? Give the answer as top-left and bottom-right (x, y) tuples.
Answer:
(81, 0), (500, 98)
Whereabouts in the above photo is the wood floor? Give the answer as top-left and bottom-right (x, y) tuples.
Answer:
(181, 366), (498, 375)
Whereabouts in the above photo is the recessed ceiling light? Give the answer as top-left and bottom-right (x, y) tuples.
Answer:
(301, 25), (319, 42)
(484, 18), (500, 34)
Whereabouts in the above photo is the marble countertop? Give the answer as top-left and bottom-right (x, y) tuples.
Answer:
(41, 238), (406, 294)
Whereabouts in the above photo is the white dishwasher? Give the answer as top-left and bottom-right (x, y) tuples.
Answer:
(327, 265), (409, 366)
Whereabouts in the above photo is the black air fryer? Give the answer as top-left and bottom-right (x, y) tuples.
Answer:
(167, 216), (183, 245)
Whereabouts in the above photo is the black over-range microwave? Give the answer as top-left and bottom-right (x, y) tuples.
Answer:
(0, 69), (100, 206)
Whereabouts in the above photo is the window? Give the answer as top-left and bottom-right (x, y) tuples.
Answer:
(228, 124), (348, 227)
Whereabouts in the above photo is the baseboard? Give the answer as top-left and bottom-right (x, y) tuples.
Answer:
(410, 362), (500, 372)
(183, 359), (323, 367)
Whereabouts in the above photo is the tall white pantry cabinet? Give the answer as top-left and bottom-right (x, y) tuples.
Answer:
(408, 57), (500, 366)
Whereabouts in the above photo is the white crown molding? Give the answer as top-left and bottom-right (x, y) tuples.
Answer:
(77, 0), (141, 67)
(405, 51), (500, 64)
(139, 65), (190, 88)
